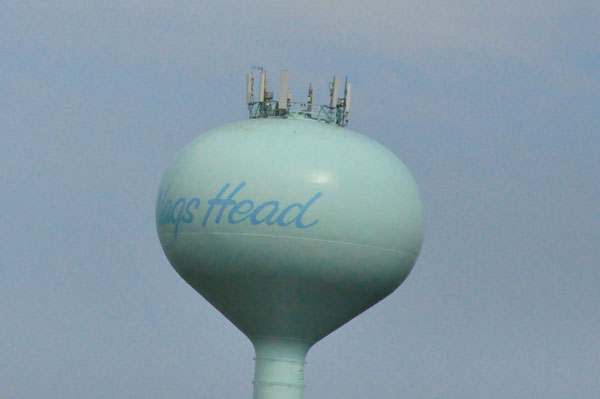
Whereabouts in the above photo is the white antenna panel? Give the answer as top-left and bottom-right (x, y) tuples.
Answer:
(246, 73), (253, 105)
(278, 70), (289, 110)
(259, 71), (266, 103)
(330, 76), (339, 108)
(345, 82), (352, 113)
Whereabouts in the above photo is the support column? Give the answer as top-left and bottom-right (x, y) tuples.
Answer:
(252, 337), (312, 399)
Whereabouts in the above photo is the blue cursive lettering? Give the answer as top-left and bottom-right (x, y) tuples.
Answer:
(228, 199), (254, 224)
(249, 201), (280, 225)
(156, 181), (322, 237)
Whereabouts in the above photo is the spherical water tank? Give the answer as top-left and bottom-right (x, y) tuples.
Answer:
(156, 117), (424, 399)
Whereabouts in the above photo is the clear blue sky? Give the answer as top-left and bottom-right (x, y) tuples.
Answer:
(2, 1), (599, 398)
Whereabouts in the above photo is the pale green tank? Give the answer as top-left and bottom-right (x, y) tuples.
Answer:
(156, 116), (424, 399)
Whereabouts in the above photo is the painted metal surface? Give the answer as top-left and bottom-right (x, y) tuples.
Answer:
(156, 116), (424, 399)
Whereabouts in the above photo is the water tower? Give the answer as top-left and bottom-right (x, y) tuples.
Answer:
(156, 69), (424, 399)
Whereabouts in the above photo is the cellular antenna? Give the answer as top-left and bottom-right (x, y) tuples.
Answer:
(246, 68), (351, 126)
(246, 73), (253, 105)
(343, 78), (352, 126)
(264, 77), (270, 97)
(307, 83), (314, 113)
(278, 70), (289, 111)
(330, 76), (339, 108)
(344, 79), (351, 113)
(258, 71), (266, 103)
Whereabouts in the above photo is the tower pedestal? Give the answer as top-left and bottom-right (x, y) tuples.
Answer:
(252, 338), (311, 399)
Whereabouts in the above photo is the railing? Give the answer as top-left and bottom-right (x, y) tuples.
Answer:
(248, 101), (349, 127)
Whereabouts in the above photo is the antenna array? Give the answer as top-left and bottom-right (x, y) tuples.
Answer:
(246, 69), (351, 127)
